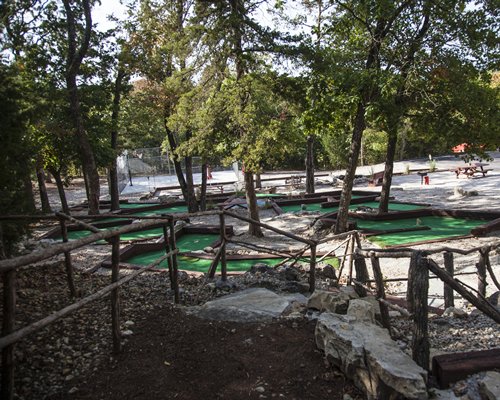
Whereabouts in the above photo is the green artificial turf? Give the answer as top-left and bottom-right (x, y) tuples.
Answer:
(130, 205), (188, 217)
(126, 254), (283, 272)
(119, 203), (160, 209)
(279, 201), (424, 214)
(125, 252), (339, 272)
(364, 216), (485, 246)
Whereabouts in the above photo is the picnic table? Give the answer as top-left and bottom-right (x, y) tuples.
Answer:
(453, 162), (492, 178)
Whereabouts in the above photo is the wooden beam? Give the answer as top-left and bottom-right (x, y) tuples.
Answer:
(370, 255), (392, 333)
(223, 210), (315, 246)
(308, 244), (316, 292)
(411, 253), (429, 370)
(0, 250), (177, 351)
(433, 349), (500, 389)
(168, 219), (180, 303)
(110, 236), (121, 354)
(0, 218), (181, 272)
(59, 218), (77, 298)
(1, 270), (16, 400)
(426, 259), (500, 323)
(219, 213), (227, 281)
(443, 252), (454, 308)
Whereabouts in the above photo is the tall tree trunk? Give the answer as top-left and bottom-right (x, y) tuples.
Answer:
(184, 156), (199, 212)
(378, 132), (398, 213)
(35, 159), (51, 213)
(229, 0), (262, 236)
(334, 15), (392, 233)
(335, 102), (366, 233)
(305, 135), (315, 194)
(255, 173), (262, 189)
(164, 122), (199, 213)
(378, 7), (430, 214)
(62, 0), (99, 215)
(108, 68), (126, 211)
(244, 171), (263, 237)
(51, 169), (70, 215)
(21, 170), (36, 213)
(200, 163), (208, 211)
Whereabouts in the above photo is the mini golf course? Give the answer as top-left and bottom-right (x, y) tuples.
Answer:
(44, 204), (190, 242)
(361, 216), (486, 247)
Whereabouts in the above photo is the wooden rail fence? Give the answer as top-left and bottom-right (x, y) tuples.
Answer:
(1, 210), (499, 398)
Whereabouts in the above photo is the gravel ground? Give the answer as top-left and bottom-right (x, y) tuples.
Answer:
(6, 154), (499, 399)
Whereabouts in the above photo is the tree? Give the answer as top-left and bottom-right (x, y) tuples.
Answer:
(193, 0), (292, 236)
(62, 0), (101, 214)
(0, 63), (33, 256)
(124, 0), (200, 212)
(376, 1), (499, 212)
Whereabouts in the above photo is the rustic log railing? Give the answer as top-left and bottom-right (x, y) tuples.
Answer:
(0, 214), (183, 400)
(1, 209), (500, 398)
(348, 240), (500, 371)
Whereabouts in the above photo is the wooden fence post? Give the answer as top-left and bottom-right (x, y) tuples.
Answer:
(110, 236), (121, 354)
(162, 225), (175, 289)
(219, 213), (227, 281)
(370, 255), (391, 334)
(168, 219), (180, 303)
(353, 255), (369, 297)
(477, 250), (488, 298)
(59, 218), (77, 297)
(411, 253), (429, 370)
(406, 252), (418, 314)
(347, 234), (355, 285)
(443, 252), (454, 308)
(1, 270), (16, 400)
(309, 243), (317, 292)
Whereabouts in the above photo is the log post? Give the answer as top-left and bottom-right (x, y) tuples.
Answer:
(427, 259), (500, 323)
(443, 252), (454, 308)
(347, 234), (355, 285)
(309, 243), (317, 292)
(477, 249), (487, 298)
(370, 255), (391, 334)
(406, 252), (418, 314)
(353, 255), (369, 297)
(162, 225), (174, 289)
(411, 252), (429, 370)
(110, 236), (121, 354)
(337, 236), (350, 282)
(168, 219), (180, 303)
(1, 270), (16, 400)
(485, 251), (500, 291)
(59, 217), (77, 297)
(219, 213), (227, 281)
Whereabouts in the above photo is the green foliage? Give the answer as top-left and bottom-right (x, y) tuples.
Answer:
(0, 63), (33, 255)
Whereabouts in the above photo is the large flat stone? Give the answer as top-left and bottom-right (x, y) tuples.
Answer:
(316, 312), (428, 399)
(187, 288), (307, 323)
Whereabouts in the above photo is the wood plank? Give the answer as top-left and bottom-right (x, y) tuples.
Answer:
(432, 348), (500, 389)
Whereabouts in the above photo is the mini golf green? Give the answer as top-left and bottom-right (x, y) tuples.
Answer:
(130, 205), (188, 217)
(58, 205), (189, 241)
(119, 203), (160, 209)
(125, 251), (339, 273)
(362, 216), (485, 246)
(279, 201), (424, 214)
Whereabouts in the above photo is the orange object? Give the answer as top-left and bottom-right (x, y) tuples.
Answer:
(424, 176), (430, 185)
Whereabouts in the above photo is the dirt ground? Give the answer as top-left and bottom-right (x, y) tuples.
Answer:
(48, 304), (362, 400)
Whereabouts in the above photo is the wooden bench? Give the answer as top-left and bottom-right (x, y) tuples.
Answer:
(454, 167), (493, 178)
(285, 175), (303, 188)
(368, 171), (384, 186)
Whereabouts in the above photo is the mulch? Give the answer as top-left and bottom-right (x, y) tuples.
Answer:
(50, 305), (362, 400)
